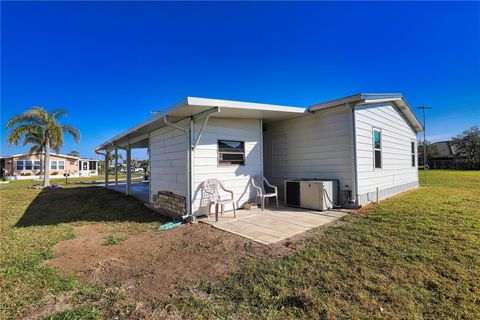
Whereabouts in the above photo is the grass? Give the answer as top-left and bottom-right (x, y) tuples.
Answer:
(169, 170), (480, 319)
(0, 170), (478, 319)
(0, 184), (162, 319)
(102, 235), (127, 246)
(0, 173), (141, 188)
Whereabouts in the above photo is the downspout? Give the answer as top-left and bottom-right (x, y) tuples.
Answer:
(350, 103), (359, 206)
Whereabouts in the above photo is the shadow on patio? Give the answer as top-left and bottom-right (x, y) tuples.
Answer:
(15, 186), (167, 227)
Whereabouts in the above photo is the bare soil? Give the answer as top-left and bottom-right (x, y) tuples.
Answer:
(46, 222), (304, 308)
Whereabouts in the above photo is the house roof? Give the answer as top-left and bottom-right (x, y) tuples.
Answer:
(431, 141), (456, 158)
(308, 93), (424, 132)
(96, 97), (307, 151)
(0, 152), (80, 160)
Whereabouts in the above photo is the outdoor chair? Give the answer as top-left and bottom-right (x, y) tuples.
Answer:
(202, 178), (236, 222)
(251, 176), (279, 210)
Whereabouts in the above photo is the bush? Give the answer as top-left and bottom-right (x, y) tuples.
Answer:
(1, 176), (7, 182)
(24, 172), (32, 176)
(51, 172), (59, 176)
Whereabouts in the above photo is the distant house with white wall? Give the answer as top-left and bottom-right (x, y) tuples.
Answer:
(96, 93), (423, 217)
(0, 152), (98, 180)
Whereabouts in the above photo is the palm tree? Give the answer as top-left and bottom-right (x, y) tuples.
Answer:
(21, 128), (60, 176)
(6, 107), (80, 187)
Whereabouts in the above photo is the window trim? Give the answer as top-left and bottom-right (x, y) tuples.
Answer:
(25, 160), (33, 170)
(217, 139), (246, 166)
(50, 160), (58, 170)
(34, 160), (41, 170)
(58, 160), (65, 170)
(411, 140), (416, 167)
(16, 160), (25, 171)
(373, 128), (382, 170)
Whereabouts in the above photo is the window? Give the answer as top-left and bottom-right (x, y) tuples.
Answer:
(50, 160), (57, 170)
(89, 161), (97, 171)
(16, 161), (24, 171)
(58, 160), (65, 170)
(411, 140), (416, 167)
(218, 140), (245, 165)
(25, 161), (33, 170)
(34, 161), (40, 170)
(373, 129), (382, 169)
(83, 162), (88, 170)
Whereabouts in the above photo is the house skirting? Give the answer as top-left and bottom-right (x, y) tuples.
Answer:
(357, 181), (419, 206)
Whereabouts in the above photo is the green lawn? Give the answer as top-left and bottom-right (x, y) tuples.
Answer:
(0, 174), (140, 188)
(170, 170), (480, 319)
(1, 170), (479, 319)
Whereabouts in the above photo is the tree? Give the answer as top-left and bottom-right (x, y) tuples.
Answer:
(417, 140), (439, 166)
(67, 150), (80, 157)
(7, 107), (80, 187)
(22, 127), (60, 176)
(451, 125), (480, 162)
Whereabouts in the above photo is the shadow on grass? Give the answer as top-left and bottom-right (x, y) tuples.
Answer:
(15, 186), (168, 227)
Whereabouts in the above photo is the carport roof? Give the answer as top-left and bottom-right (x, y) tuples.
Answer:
(96, 97), (306, 151)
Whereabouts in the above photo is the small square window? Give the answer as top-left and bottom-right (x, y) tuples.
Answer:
(218, 140), (245, 165)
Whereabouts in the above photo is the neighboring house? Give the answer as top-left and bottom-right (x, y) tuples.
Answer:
(430, 141), (456, 159)
(96, 93), (423, 217)
(0, 152), (99, 179)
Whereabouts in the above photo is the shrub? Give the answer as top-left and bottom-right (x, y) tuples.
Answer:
(103, 235), (127, 246)
(1, 176), (7, 182)
(20, 173), (25, 176)
(51, 172), (59, 175)
(24, 172), (32, 176)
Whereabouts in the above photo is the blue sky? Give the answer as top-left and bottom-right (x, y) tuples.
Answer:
(1, 1), (479, 159)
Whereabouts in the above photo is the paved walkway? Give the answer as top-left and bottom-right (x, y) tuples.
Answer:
(199, 206), (350, 245)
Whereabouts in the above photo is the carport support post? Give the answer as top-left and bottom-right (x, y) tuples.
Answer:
(114, 148), (118, 189)
(104, 152), (109, 188)
(126, 146), (131, 195)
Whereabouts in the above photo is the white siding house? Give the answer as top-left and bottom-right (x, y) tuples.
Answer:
(354, 103), (419, 204)
(263, 105), (354, 204)
(96, 93), (423, 217)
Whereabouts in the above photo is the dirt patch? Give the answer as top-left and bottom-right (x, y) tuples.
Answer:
(46, 222), (297, 306)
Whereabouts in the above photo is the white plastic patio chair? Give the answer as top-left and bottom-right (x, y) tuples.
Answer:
(251, 176), (279, 210)
(202, 178), (236, 222)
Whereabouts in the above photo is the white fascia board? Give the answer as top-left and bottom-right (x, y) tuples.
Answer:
(309, 93), (423, 132)
(186, 97), (305, 113)
(1, 152), (80, 159)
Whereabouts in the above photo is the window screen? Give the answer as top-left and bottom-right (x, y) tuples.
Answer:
(25, 161), (33, 170)
(89, 161), (97, 170)
(218, 140), (245, 165)
(51, 161), (57, 170)
(373, 129), (382, 169)
(411, 141), (416, 167)
(16, 161), (24, 171)
(58, 160), (65, 170)
(34, 161), (40, 170)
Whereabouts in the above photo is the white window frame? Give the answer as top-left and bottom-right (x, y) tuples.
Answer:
(58, 160), (65, 170)
(50, 160), (58, 170)
(411, 140), (416, 167)
(34, 161), (41, 170)
(16, 160), (24, 171)
(25, 160), (33, 170)
(217, 140), (246, 166)
(373, 128), (382, 170)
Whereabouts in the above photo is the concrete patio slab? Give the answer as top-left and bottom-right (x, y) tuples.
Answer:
(198, 206), (350, 245)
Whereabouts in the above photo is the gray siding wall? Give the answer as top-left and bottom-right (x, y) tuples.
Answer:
(263, 105), (354, 203)
(192, 118), (263, 216)
(149, 119), (189, 201)
(355, 103), (419, 204)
